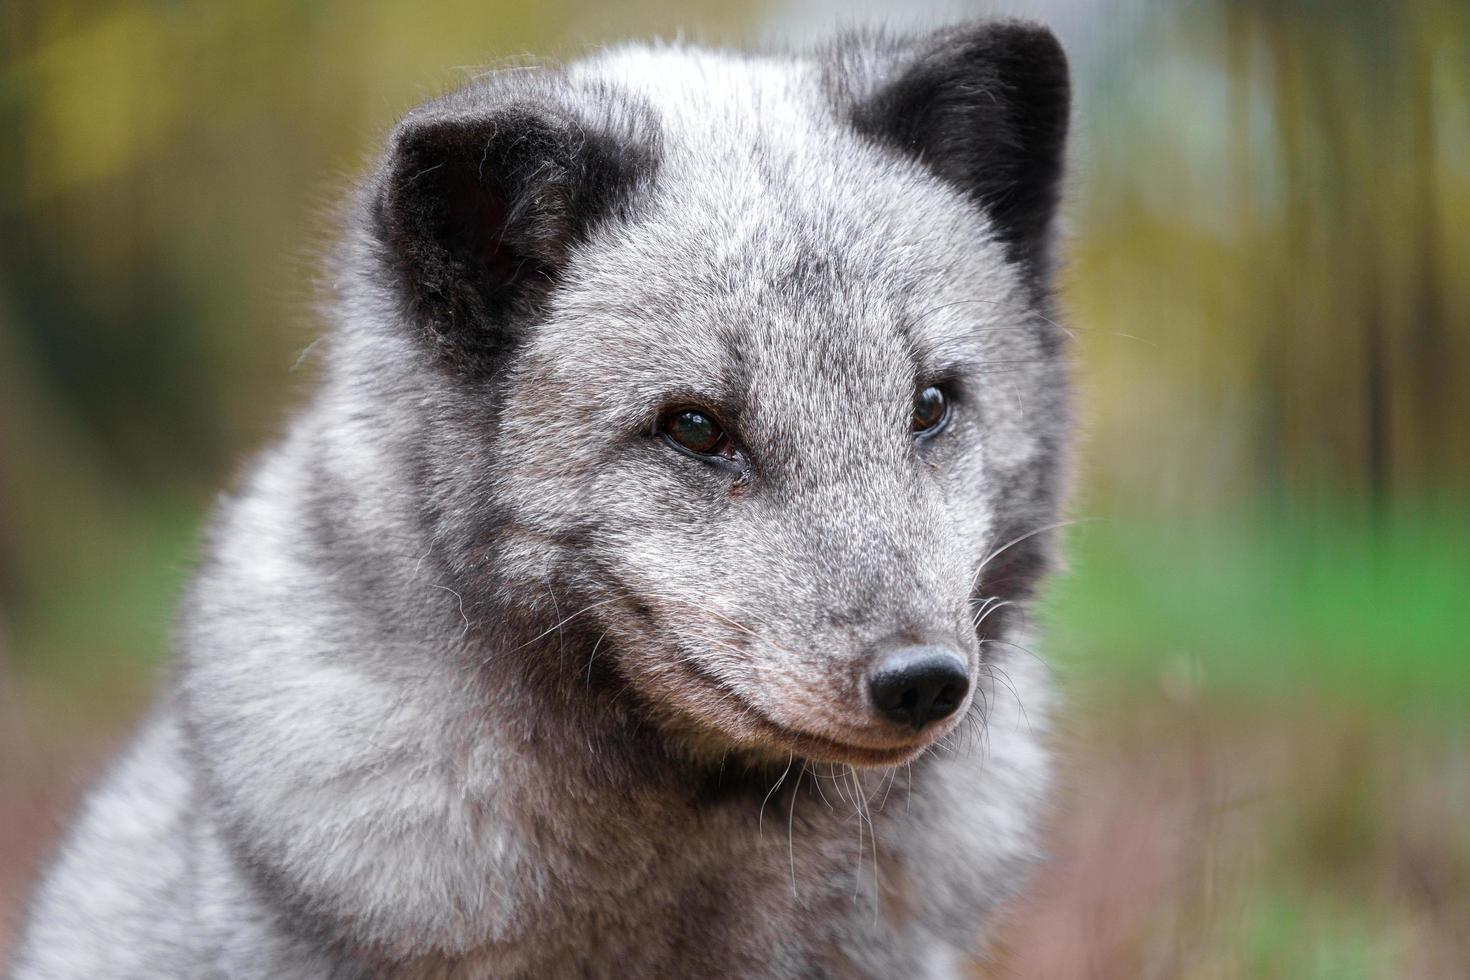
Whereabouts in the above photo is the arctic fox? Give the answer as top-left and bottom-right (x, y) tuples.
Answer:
(9, 20), (1071, 979)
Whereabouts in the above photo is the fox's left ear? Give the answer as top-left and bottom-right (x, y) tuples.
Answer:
(837, 21), (1071, 282)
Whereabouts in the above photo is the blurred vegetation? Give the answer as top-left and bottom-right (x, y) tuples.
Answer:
(1071, 0), (1470, 515)
(0, 0), (1467, 975)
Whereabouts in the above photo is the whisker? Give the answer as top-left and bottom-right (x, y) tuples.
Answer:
(585, 631), (607, 686)
(759, 752), (794, 839)
(430, 583), (471, 638)
(979, 657), (1035, 736)
(971, 517), (1093, 593)
(874, 765), (899, 814)
(981, 635), (1048, 669)
(810, 765), (835, 809)
(849, 765), (865, 902)
(788, 761), (803, 903)
(547, 586), (567, 672)
(505, 596), (628, 653)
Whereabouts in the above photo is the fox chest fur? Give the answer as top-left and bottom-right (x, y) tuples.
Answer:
(10, 21), (1072, 980)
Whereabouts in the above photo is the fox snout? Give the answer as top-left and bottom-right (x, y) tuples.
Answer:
(866, 644), (970, 732)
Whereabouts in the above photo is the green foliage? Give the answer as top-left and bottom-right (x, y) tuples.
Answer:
(1045, 503), (1470, 719)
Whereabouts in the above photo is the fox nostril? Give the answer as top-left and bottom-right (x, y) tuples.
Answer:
(867, 645), (970, 731)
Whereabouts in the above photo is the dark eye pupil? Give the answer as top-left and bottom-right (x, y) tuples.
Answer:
(668, 410), (722, 454)
(913, 386), (946, 433)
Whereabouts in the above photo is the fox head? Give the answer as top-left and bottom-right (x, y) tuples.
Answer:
(354, 21), (1071, 770)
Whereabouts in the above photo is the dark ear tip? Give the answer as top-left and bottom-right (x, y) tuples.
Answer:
(375, 115), (456, 223)
(955, 18), (1070, 85)
(951, 19), (1073, 137)
(981, 18), (1066, 53)
(372, 111), (478, 242)
(382, 111), (484, 181)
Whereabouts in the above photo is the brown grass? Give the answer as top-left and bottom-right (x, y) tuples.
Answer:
(990, 684), (1470, 978)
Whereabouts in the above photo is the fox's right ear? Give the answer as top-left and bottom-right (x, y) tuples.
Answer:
(369, 83), (657, 378)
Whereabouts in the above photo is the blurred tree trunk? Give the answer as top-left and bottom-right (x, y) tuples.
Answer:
(1405, 24), (1445, 494)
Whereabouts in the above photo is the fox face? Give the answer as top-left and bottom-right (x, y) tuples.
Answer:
(362, 23), (1070, 771)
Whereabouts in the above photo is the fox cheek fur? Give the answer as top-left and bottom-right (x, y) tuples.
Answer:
(9, 19), (1071, 979)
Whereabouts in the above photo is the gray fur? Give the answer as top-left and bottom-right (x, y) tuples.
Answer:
(9, 21), (1072, 979)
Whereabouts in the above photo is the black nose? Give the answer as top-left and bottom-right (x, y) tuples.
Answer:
(867, 646), (970, 731)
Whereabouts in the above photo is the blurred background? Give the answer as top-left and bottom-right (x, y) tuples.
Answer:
(1, 0), (1466, 975)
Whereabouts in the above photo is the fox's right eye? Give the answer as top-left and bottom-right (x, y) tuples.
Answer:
(659, 408), (730, 458)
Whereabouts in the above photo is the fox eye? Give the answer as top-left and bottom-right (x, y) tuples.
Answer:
(660, 408), (730, 457)
(912, 385), (949, 436)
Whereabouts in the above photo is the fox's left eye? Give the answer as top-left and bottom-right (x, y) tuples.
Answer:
(912, 385), (949, 436)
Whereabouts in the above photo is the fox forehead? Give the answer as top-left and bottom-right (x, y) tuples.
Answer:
(569, 45), (827, 150)
(565, 65), (1019, 310)
(528, 135), (1025, 413)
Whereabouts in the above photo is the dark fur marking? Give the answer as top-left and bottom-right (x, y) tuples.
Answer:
(837, 22), (1070, 291)
(372, 80), (661, 380)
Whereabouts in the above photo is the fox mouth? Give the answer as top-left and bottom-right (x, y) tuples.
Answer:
(669, 657), (966, 768)
(744, 712), (943, 767)
(597, 596), (975, 767)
